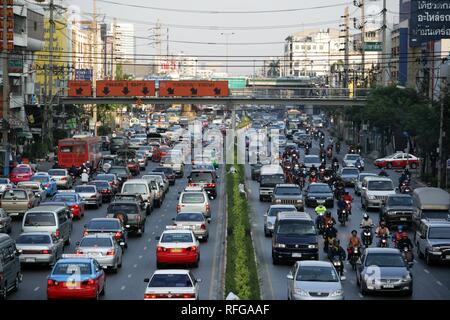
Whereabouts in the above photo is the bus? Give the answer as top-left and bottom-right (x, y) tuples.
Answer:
(57, 137), (102, 169)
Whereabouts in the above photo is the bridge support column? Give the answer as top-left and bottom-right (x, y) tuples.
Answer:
(305, 105), (314, 115)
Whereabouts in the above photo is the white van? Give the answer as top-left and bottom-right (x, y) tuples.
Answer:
(121, 180), (155, 214)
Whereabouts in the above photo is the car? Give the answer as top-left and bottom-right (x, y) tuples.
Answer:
(16, 232), (64, 267)
(160, 155), (184, 178)
(152, 167), (176, 185)
(303, 155), (322, 170)
(74, 185), (102, 209)
(0, 178), (13, 193)
(106, 197), (147, 236)
(46, 257), (106, 300)
(380, 194), (414, 228)
(0, 234), (22, 299)
(17, 181), (46, 203)
(304, 183), (334, 208)
(250, 159), (271, 181)
(116, 150), (140, 176)
(138, 146), (153, 160)
(97, 155), (119, 173)
(415, 219), (450, 265)
(30, 174), (58, 197)
(136, 150), (148, 170)
(144, 269), (201, 300)
(339, 167), (360, 187)
(172, 212), (211, 242)
(9, 165), (34, 184)
(83, 218), (128, 250)
(361, 177), (397, 210)
(47, 169), (73, 189)
(356, 248), (413, 296)
(88, 181), (114, 203)
(141, 176), (165, 207)
(294, 133), (312, 148)
(155, 228), (200, 268)
(0, 209), (12, 234)
(121, 180), (154, 215)
(51, 192), (85, 219)
(177, 191), (211, 218)
(0, 189), (38, 218)
(374, 152), (420, 169)
(142, 174), (169, 195)
(94, 173), (120, 194)
(272, 184), (304, 211)
(264, 205), (297, 237)
(75, 235), (123, 273)
(343, 154), (365, 170)
(100, 136), (110, 151)
(354, 173), (378, 196)
(287, 260), (344, 300)
(187, 170), (218, 199)
(110, 136), (128, 154)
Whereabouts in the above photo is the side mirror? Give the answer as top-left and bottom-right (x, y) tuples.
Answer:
(144, 278), (150, 283)
(207, 218), (211, 223)
(287, 273), (294, 280)
(125, 224), (130, 228)
(155, 236), (160, 241)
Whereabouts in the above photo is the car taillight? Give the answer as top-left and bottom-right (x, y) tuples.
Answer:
(47, 279), (56, 286)
(176, 204), (181, 213)
(206, 204), (210, 212)
(83, 279), (95, 286)
(54, 229), (60, 239)
(157, 246), (167, 252)
(206, 183), (216, 188)
(107, 250), (115, 256)
(200, 224), (206, 230)
(182, 293), (195, 299)
(41, 250), (50, 254)
(61, 177), (67, 181)
(187, 246), (198, 252)
(144, 294), (157, 299)
(83, 230), (88, 237)
(115, 231), (122, 239)
(71, 204), (80, 210)
(76, 249), (83, 254)
(105, 189), (112, 193)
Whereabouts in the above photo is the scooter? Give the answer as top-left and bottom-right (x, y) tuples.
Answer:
(349, 246), (361, 271)
(337, 208), (348, 226)
(379, 234), (389, 248)
(331, 255), (345, 280)
(361, 225), (374, 248)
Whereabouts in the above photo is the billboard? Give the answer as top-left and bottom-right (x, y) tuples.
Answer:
(96, 81), (156, 97)
(74, 69), (93, 81)
(410, 0), (450, 47)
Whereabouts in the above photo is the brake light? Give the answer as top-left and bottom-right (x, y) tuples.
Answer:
(200, 224), (206, 230)
(157, 246), (167, 252)
(41, 250), (50, 254)
(83, 230), (88, 237)
(205, 204), (210, 212)
(83, 279), (95, 286)
(106, 250), (115, 256)
(187, 246), (198, 252)
(75, 250), (83, 254)
(61, 177), (67, 181)
(54, 229), (60, 239)
(71, 204), (80, 210)
(176, 204), (181, 213)
(144, 294), (157, 299)
(114, 231), (122, 239)
(47, 279), (56, 286)
(206, 183), (216, 188)
(182, 293), (195, 299)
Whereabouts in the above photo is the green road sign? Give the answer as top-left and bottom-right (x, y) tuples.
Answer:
(364, 42), (382, 51)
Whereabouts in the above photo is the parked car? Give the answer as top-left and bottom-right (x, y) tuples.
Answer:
(46, 257), (106, 300)
(75, 235), (123, 272)
(374, 152), (420, 169)
(16, 232), (64, 267)
(144, 269), (200, 300)
(0, 189), (38, 218)
(287, 260), (344, 300)
(0, 233), (22, 300)
(74, 185), (102, 209)
(356, 248), (413, 296)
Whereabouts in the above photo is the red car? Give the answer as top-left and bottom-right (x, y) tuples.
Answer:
(9, 165), (34, 184)
(47, 257), (106, 300)
(374, 152), (420, 169)
(155, 229), (200, 268)
(152, 146), (170, 162)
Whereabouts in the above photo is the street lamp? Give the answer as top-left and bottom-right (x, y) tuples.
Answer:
(220, 32), (235, 75)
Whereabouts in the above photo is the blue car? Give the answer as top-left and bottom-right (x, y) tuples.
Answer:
(47, 256), (106, 300)
(31, 174), (58, 197)
(51, 192), (85, 219)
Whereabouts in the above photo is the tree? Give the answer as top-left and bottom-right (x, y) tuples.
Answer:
(267, 60), (280, 78)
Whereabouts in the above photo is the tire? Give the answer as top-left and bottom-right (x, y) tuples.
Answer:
(112, 263), (118, 274)
(264, 228), (271, 237)
(1, 283), (7, 300)
(100, 282), (105, 296)
(272, 257), (280, 265)
(12, 274), (20, 292)
(386, 163), (393, 169)
(359, 281), (367, 296)
(410, 163), (417, 169)
(425, 251), (433, 265)
(417, 245), (424, 259)
(259, 196), (264, 202)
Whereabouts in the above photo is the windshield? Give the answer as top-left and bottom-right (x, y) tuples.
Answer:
(109, 168), (127, 175)
(346, 155), (360, 161)
(89, 181), (109, 188)
(75, 186), (96, 193)
(359, 174), (376, 182)
(48, 170), (66, 176)
(175, 213), (204, 222)
(428, 227), (450, 239)
(190, 172), (213, 183)
(388, 196), (413, 206)
(365, 253), (405, 267)
(52, 195), (76, 202)
(96, 175), (115, 182)
(107, 204), (138, 215)
(305, 156), (320, 164)
(122, 184), (147, 194)
(149, 274), (192, 288)
(12, 167), (31, 174)
(309, 185), (332, 193)
(53, 263), (91, 275)
(296, 266), (339, 282)
(260, 175), (285, 185)
(111, 137), (126, 144)
(268, 207), (296, 217)
(0, 178), (9, 184)
(342, 169), (360, 176)
(18, 183), (39, 190)
(31, 176), (49, 183)
(182, 193), (205, 204)
(276, 221), (316, 236)
(24, 213), (56, 227)
(368, 180), (394, 191)
(154, 168), (173, 174)
(16, 234), (51, 244)
(161, 232), (193, 243)
(275, 187), (301, 196)
(3, 190), (27, 199)
(87, 220), (120, 230)
(80, 237), (113, 247)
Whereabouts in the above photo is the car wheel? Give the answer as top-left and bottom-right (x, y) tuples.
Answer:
(416, 245), (424, 259)
(386, 163), (393, 169)
(410, 163), (417, 169)
(359, 281), (367, 296)
(425, 251), (433, 265)
(272, 257), (280, 265)
(112, 263), (118, 274)
(264, 228), (270, 237)
(259, 196), (264, 202)
(12, 274), (20, 292)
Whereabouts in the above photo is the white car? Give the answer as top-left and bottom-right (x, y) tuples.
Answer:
(47, 169), (73, 189)
(343, 154), (365, 170)
(0, 178), (13, 193)
(177, 191), (211, 218)
(304, 155), (322, 169)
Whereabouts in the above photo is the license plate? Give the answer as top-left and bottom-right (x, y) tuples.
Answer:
(25, 258), (36, 263)
(65, 282), (78, 288)
(292, 253), (302, 258)
(317, 200), (325, 204)
(383, 284), (394, 289)
(400, 218), (407, 221)
(171, 248), (182, 253)
(445, 256), (450, 260)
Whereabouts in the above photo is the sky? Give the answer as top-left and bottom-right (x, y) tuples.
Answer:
(68, 0), (400, 75)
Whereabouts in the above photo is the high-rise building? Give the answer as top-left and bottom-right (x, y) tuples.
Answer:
(113, 23), (135, 62)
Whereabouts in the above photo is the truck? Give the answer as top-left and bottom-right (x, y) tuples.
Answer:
(259, 165), (285, 202)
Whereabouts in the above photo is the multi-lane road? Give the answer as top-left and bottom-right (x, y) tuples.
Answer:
(246, 110), (450, 300)
(10, 161), (227, 300)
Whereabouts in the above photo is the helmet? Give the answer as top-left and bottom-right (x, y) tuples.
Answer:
(83, 169), (87, 173)
(351, 230), (357, 235)
(380, 221), (386, 227)
(363, 213), (369, 220)
(325, 211), (331, 217)
(397, 225), (403, 232)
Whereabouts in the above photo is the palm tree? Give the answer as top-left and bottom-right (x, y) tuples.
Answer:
(267, 60), (280, 78)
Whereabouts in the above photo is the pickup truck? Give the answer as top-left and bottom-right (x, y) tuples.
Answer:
(106, 196), (147, 236)
(160, 155), (184, 178)
(0, 189), (38, 217)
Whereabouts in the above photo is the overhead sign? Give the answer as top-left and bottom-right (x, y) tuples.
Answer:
(364, 42), (382, 52)
(74, 69), (93, 81)
(96, 80), (156, 97)
(68, 80), (93, 97)
(410, 0), (450, 47)
(159, 81), (229, 97)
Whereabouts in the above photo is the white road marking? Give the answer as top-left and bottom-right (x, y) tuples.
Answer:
(121, 286), (126, 291)
(350, 280), (355, 285)
(358, 293), (364, 298)
(437, 281), (443, 286)
(424, 269), (430, 274)
(144, 246), (148, 250)
(152, 232), (155, 235)
(139, 255), (143, 259)
(34, 287), (40, 292)
(133, 264), (138, 268)
(148, 238), (151, 242)
(128, 274), (132, 278)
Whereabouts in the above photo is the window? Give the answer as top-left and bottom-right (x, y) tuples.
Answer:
(149, 274), (193, 288)
(24, 213), (56, 227)
(53, 263), (91, 275)
(320, 45), (324, 50)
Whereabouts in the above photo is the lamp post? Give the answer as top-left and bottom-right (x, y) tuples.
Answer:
(220, 32), (235, 75)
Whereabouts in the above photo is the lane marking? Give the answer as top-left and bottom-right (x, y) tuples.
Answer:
(144, 246), (148, 250)
(437, 281), (443, 286)
(358, 293), (363, 298)
(139, 255), (143, 259)
(152, 232), (155, 235)
(424, 269), (430, 274)
(133, 264), (138, 268)
(148, 238), (151, 242)
(34, 287), (40, 292)
(128, 274), (132, 278)
(121, 286), (126, 291)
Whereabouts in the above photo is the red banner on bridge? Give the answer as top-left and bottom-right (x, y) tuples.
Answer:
(159, 80), (229, 97)
(68, 81), (93, 97)
(96, 80), (155, 97)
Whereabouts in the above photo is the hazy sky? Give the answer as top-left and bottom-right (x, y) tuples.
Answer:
(69, 0), (399, 75)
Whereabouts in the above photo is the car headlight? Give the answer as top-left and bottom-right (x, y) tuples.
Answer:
(309, 196), (316, 200)
(274, 243), (286, 248)
(402, 274), (411, 282)
(368, 195), (376, 200)
(431, 246), (441, 252)
(275, 199), (281, 203)
(296, 199), (303, 203)
(387, 211), (395, 215)
(308, 244), (317, 249)
(330, 289), (343, 297)
(293, 288), (309, 296)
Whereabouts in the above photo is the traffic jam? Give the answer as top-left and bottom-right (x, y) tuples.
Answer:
(0, 110), (225, 300)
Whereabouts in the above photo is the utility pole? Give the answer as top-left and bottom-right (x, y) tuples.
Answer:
(2, 0), (10, 176)
(339, 7), (350, 90)
(220, 32), (234, 75)
(45, 0), (55, 147)
(92, 0), (97, 136)
(360, 0), (366, 88)
(381, 0), (388, 86)
(438, 74), (448, 188)
(112, 18), (116, 79)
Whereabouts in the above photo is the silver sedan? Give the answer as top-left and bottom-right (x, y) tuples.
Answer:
(172, 212), (211, 242)
(287, 260), (344, 300)
(75, 234), (123, 273)
(16, 232), (64, 267)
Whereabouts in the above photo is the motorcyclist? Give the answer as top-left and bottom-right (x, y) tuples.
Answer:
(378, 168), (389, 177)
(397, 232), (413, 250)
(315, 204), (327, 231)
(335, 142), (341, 153)
(310, 164), (318, 174)
(69, 164), (78, 178)
(327, 239), (346, 262)
(347, 230), (362, 260)
(398, 170), (411, 188)
(376, 221), (390, 246)
(323, 222), (338, 252)
(342, 192), (353, 215)
(355, 157), (362, 169)
(323, 211), (336, 226)
(393, 225), (405, 245)
(81, 169), (89, 184)
(360, 213), (374, 228)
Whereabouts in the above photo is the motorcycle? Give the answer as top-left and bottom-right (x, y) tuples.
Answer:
(336, 144), (341, 154)
(400, 246), (414, 266)
(361, 225), (373, 248)
(320, 154), (326, 164)
(400, 180), (412, 194)
(344, 200), (352, 215)
(337, 208), (348, 226)
(323, 174), (332, 185)
(331, 255), (345, 279)
(332, 161), (339, 173)
(305, 145), (310, 155)
(379, 234), (389, 248)
(334, 186), (345, 200)
(349, 246), (361, 271)
(320, 142), (325, 149)
(319, 168), (325, 179)
(327, 148), (333, 159)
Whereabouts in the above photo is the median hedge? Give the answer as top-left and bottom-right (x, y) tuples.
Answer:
(225, 163), (261, 300)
